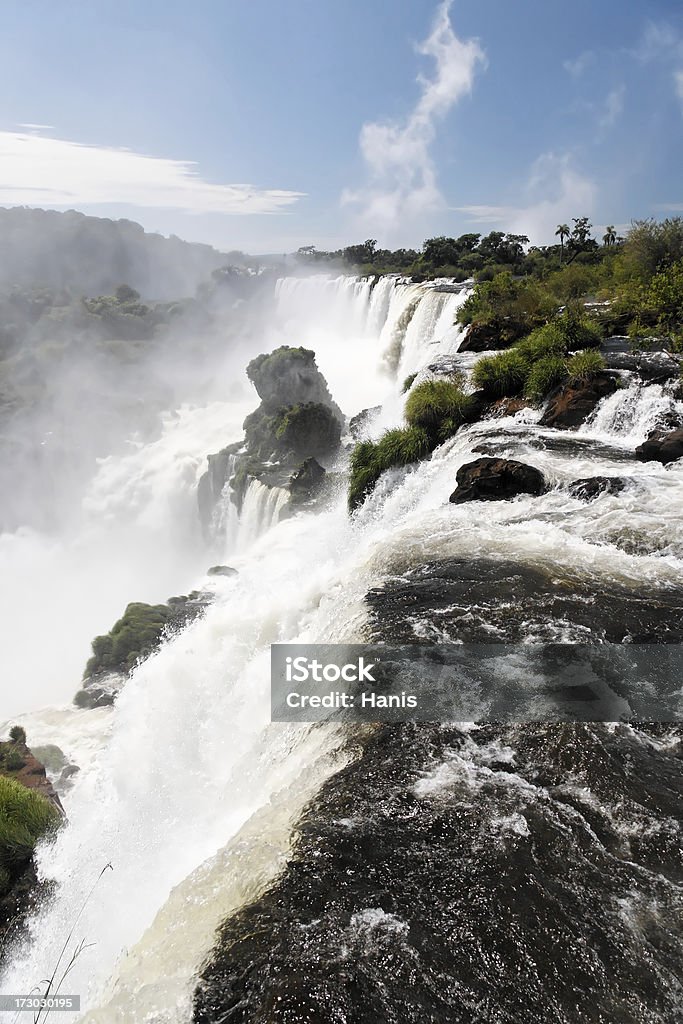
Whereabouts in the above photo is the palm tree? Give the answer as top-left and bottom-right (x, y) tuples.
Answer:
(602, 225), (617, 247)
(555, 223), (570, 264)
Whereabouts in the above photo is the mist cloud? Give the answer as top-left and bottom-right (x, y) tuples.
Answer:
(0, 129), (304, 214)
(342, 0), (485, 237)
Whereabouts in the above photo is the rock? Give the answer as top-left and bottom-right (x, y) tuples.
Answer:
(603, 350), (681, 383)
(0, 739), (64, 814)
(75, 591), (211, 707)
(635, 428), (683, 464)
(349, 406), (381, 440)
(487, 397), (532, 419)
(207, 565), (238, 577)
(246, 346), (342, 419)
(289, 457), (325, 495)
(197, 440), (243, 537)
(568, 476), (627, 501)
(457, 322), (503, 352)
(540, 373), (618, 430)
(449, 457), (547, 504)
(457, 320), (528, 352)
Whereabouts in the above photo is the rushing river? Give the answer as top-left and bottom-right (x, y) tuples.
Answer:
(2, 274), (682, 1023)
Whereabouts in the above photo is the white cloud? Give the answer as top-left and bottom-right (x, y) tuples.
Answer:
(342, 0), (486, 238)
(597, 85), (625, 128)
(457, 152), (597, 244)
(0, 130), (304, 214)
(632, 21), (682, 62)
(563, 51), (594, 77)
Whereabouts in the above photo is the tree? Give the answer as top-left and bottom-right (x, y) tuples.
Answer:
(343, 240), (377, 265)
(555, 224), (570, 264)
(571, 217), (593, 247)
(602, 225), (617, 247)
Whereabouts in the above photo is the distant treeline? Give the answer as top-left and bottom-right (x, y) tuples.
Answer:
(0, 207), (246, 298)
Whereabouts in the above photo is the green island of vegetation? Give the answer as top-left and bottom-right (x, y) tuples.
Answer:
(346, 217), (683, 510)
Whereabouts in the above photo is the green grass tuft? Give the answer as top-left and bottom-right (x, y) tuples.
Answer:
(404, 380), (473, 435)
(524, 356), (569, 402)
(0, 776), (60, 893)
(401, 372), (418, 393)
(348, 427), (430, 510)
(566, 349), (606, 385)
(471, 350), (530, 398)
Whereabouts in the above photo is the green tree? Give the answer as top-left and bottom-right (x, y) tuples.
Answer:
(555, 223), (570, 264)
(602, 225), (617, 247)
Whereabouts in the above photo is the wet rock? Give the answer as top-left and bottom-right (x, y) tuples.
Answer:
(289, 457), (325, 495)
(603, 349), (681, 382)
(200, 347), (343, 534)
(0, 739), (64, 813)
(487, 396), (533, 419)
(349, 406), (381, 441)
(74, 591), (211, 708)
(635, 428), (683, 464)
(193, 718), (683, 1024)
(197, 441), (243, 537)
(568, 476), (627, 501)
(207, 565), (238, 577)
(366, 557), (683, 644)
(457, 320), (527, 352)
(449, 457), (547, 504)
(540, 373), (618, 429)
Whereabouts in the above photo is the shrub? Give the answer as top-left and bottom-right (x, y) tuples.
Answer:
(84, 602), (172, 678)
(554, 307), (603, 349)
(525, 356), (569, 402)
(566, 350), (606, 385)
(515, 322), (567, 363)
(401, 372), (418, 393)
(8, 726), (26, 745)
(472, 350), (530, 397)
(273, 403), (341, 456)
(348, 427), (430, 511)
(0, 776), (60, 892)
(4, 749), (25, 772)
(404, 380), (473, 436)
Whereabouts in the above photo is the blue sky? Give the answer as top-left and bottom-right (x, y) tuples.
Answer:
(0, 0), (682, 253)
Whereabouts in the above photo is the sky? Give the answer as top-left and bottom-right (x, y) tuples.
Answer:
(0, 0), (682, 254)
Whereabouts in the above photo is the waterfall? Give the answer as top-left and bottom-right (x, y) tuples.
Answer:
(5, 271), (682, 1022)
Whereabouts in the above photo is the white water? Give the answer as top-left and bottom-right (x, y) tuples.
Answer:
(0, 273), (467, 1020)
(3, 272), (682, 1022)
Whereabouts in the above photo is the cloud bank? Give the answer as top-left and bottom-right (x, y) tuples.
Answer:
(0, 130), (304, 214)
(342, 0), (485, 237)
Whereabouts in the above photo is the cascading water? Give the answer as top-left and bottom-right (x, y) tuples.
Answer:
(0, 272), (461, 1020)
(3, 271), (683, 1024)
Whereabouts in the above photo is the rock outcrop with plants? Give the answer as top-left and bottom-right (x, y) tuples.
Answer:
(199, 346), (343, 534)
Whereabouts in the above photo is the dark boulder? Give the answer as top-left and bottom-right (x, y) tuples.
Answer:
(635, 429), (683, 464)
(487, 397), (533, 419)
(449, 457), (547, 504)
(289, 457), (325, 495)
(457, 322), (502, 352)
(603, 350), (681, 383)
(457, 320), (528, 353)
(207, 565), (238, 577)
(540, 373), (618, 430)
(568, 476), (627, 501)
